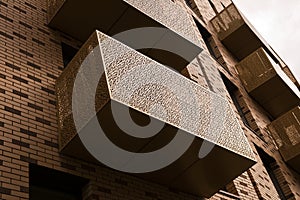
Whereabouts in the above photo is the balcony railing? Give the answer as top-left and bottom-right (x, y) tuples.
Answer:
(56, 30), (255, 197)
(210, 4), (273, 61)
(236, 48), (300, 118)
(210, 4), (243, 40)
(268, 107), (300, 173)
(47, 0), (202, 71)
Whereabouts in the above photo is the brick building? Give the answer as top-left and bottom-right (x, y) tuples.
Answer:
(0, 0), (300, 199)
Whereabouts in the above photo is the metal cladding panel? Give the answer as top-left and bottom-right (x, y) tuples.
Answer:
(55, 31), (256, 197)
(56, 31), (255, 160)
(236, 48), (300, 118)
(123, 0), (200, 46)
(210, 4), (244, 41)
(268, 107), (300, 170)
(236, 48), (277, 93)
(210, 3), (284, 62)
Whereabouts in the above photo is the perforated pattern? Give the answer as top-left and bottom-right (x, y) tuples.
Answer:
(56, 31), (255, 160)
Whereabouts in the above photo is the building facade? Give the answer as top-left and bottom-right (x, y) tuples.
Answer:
(0, 0), (299, 199)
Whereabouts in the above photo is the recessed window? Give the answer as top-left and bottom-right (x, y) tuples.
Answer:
(184, 0), (205, 22)
(61, 43), (78, 68)
(29, 165), (88, 200)
(255, 146), (288, 200)
(192, 17), (231, 73)
(221, 74), (250, 127)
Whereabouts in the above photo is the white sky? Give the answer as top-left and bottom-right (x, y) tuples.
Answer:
(232, 0), (300, 82)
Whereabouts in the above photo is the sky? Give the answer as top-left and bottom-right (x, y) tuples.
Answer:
(232, 0), (300, 82)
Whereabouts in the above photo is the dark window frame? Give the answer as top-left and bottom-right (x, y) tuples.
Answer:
(61, 43), (78, 68)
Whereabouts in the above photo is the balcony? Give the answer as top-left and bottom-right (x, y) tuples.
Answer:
(268, 107), (300, 173)
(210, 4), (273, 61)
(283, 66), (300, 89)
(47, 0), (202, 71)
(56, 31), (256, 197)
(236, 48), (300, 118)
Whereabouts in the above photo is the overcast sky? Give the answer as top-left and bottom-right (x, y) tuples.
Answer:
(232, 0), (300, 82)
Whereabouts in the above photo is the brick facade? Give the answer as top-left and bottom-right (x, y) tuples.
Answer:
(0, 0), (299, 199)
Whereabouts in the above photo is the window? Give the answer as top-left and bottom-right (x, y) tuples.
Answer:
(193, 17), (214, 56)
(255, 146), (288, 200)
(207, 0), (218, 14)
(184, 0), (205, 22)
(193, 18), (231, 73)
(61, 43), (78, 68)
(221, 74), (250, 127)
(184, 0), (193, 8)
(29, 165), (88, 200)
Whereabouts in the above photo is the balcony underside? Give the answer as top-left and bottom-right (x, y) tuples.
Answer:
(210, 4), (277, 61)
(49, 1), (160, 41)
(56, 30), (255, 197)
(286, 151), (300, 173)
(48, 0), (201, 71)
(236, 48), (300, 118)
(268, 107), (300, 173)
(62, 101), (255, 197)
(249, 75), (300, 118)
(221, 24), (263, 61)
